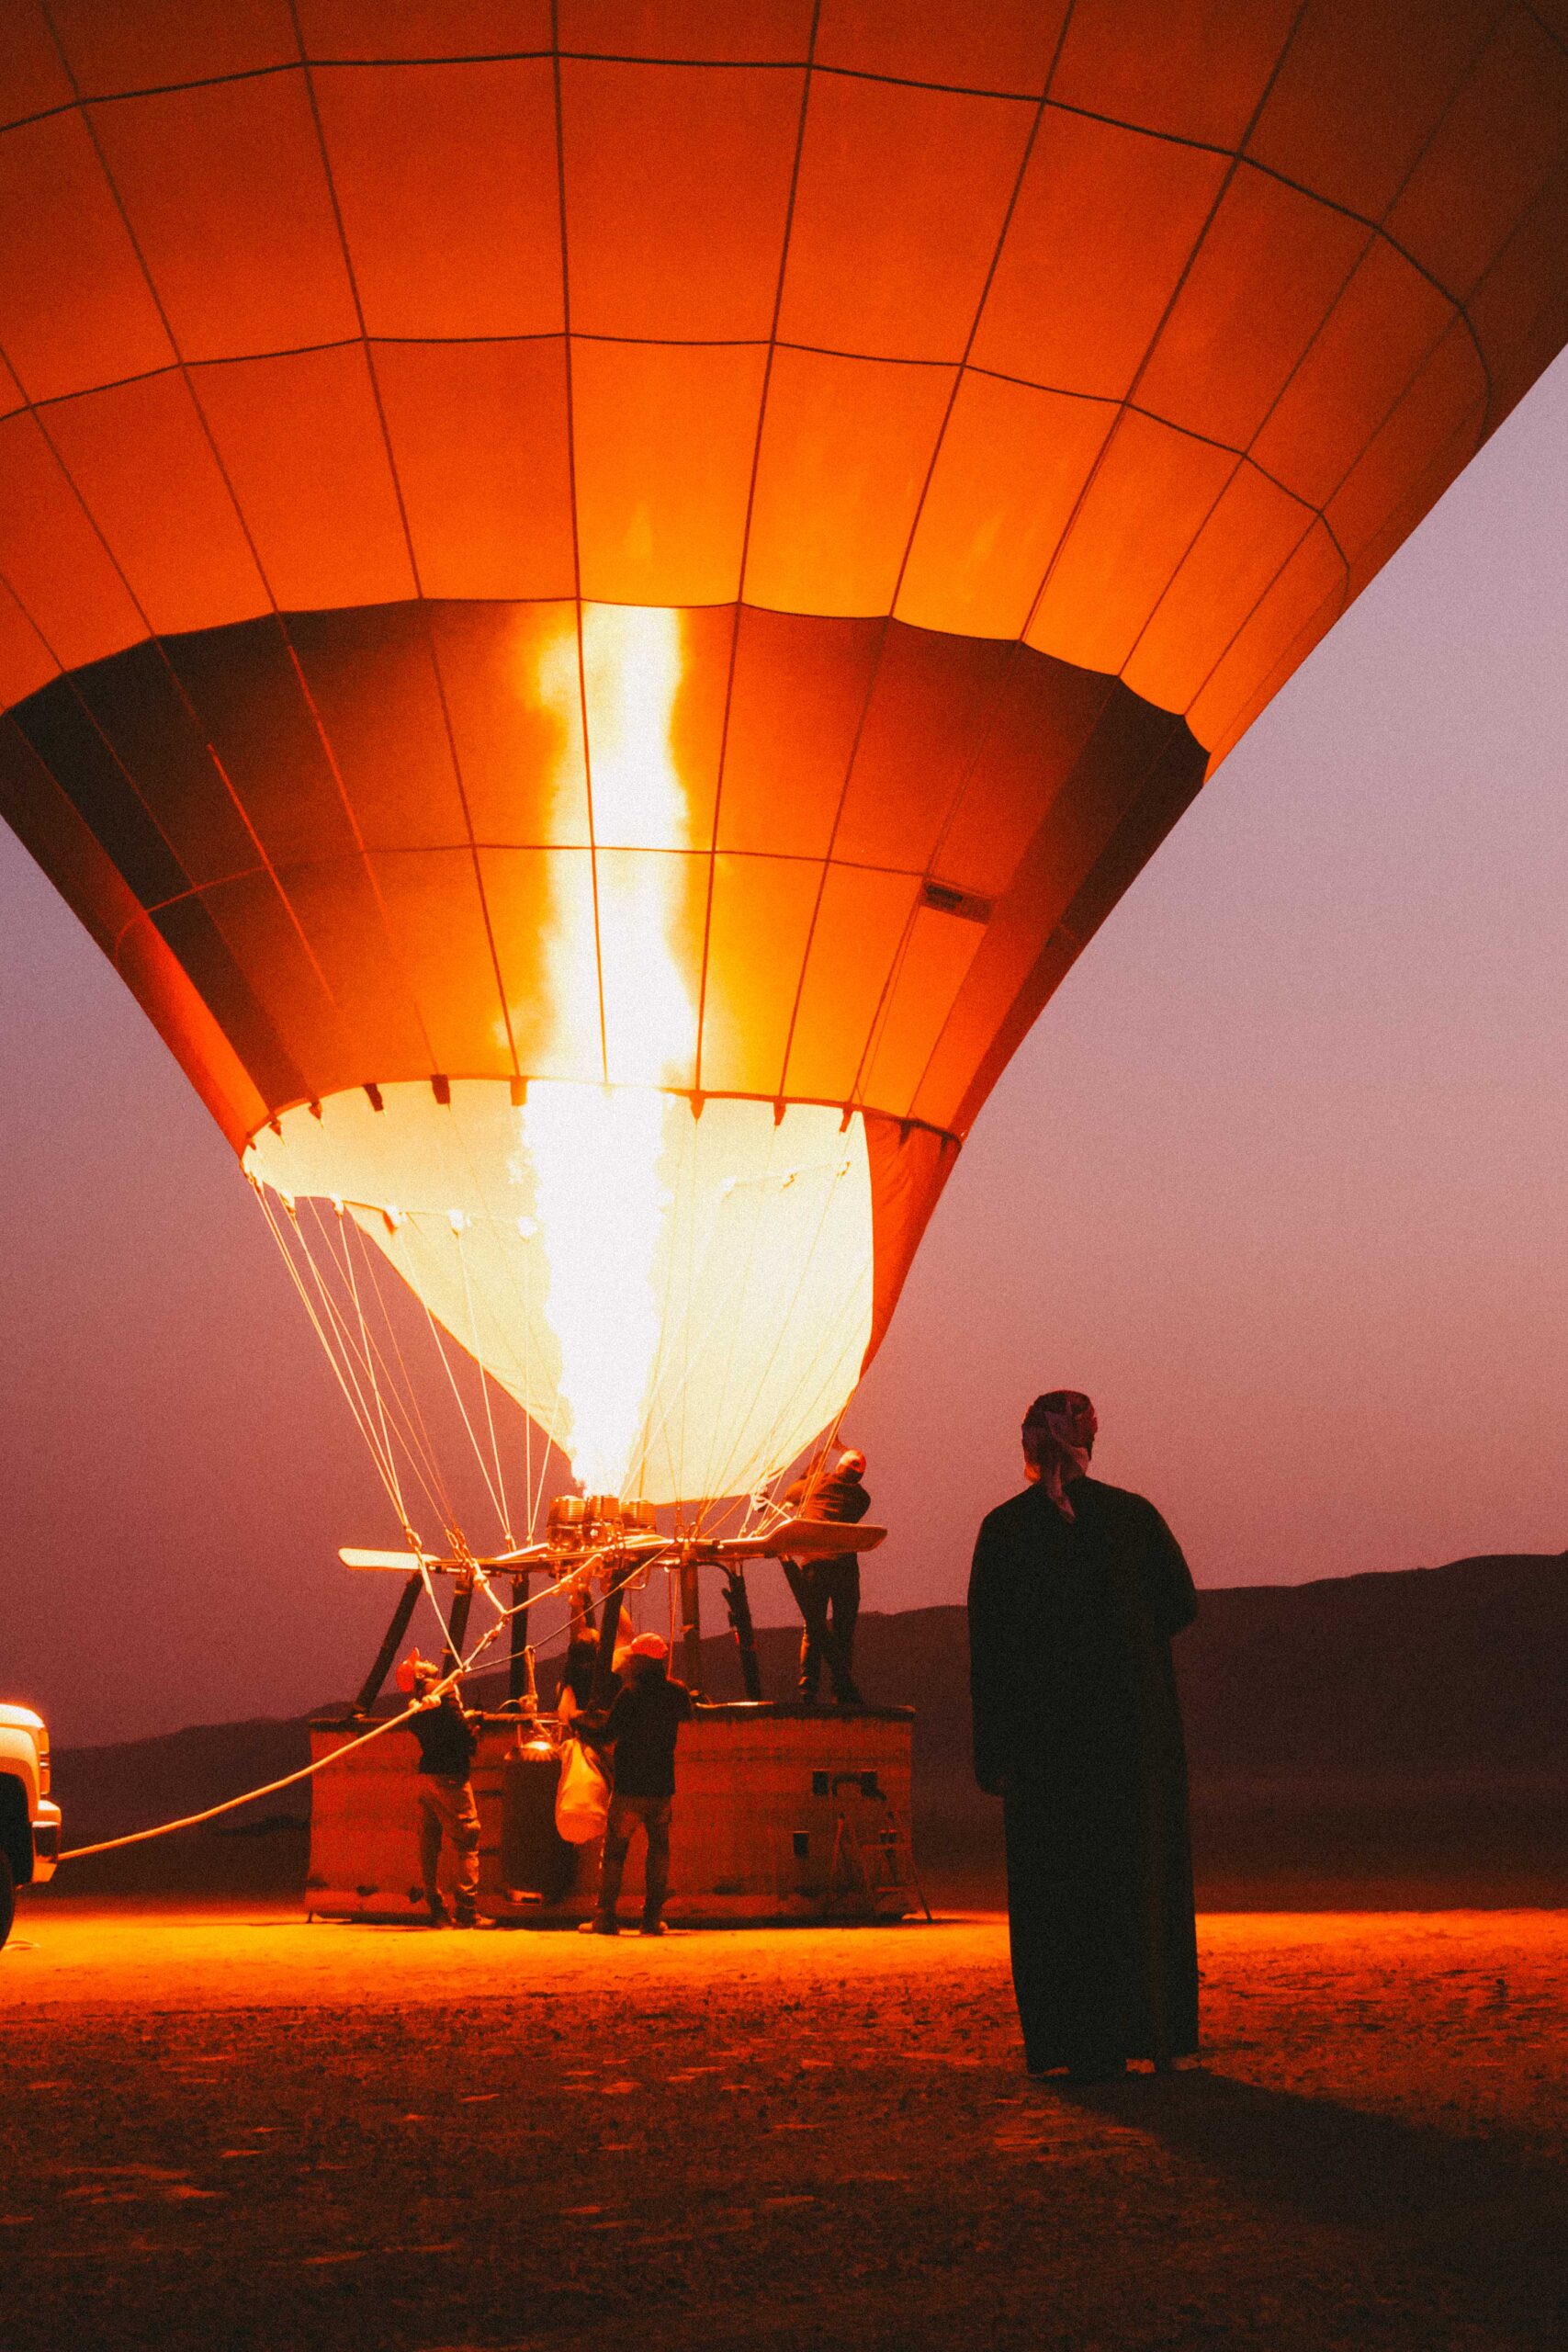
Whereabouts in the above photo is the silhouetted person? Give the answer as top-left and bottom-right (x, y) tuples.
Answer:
(578, 1634), (694, 1937)
(399, 1652), (481, 1929)
(782, 1446), (870, 1704)
(968, 1392), (1199, 2080)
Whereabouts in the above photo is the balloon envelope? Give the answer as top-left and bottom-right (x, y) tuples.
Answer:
(3, 4), (1567, 1499)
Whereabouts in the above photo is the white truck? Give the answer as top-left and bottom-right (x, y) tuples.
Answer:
(0, 1704), (61, 1948)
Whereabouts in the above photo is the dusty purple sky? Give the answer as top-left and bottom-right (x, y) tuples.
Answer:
(6, 355), (1568, 1749)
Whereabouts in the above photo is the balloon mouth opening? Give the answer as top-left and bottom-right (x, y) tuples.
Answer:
(243, 1078), (875, 1510)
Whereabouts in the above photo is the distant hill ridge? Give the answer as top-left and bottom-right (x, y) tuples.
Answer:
(1171, 1549), (1568, 1781)
(52, 1549), (1567, 1819)
(41, 1552), (1568, 1907)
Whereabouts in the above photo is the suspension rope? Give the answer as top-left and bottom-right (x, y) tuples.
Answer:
(328, 1205), (454, 1532)
(343, 1211), (468, 1542)
(254, 1186), (414, 1533)
(54, 1566), (580, 1863)
(433, 1088), (545, 1545)
(454, 1223), (517, 1549)
(250, 1088), (869, 1575)
(388, 1215), (512, 1541)
(288, 1195), (442, 1536)
(321, 1198), (423, 1528)
(299, 1203), (452, 1543)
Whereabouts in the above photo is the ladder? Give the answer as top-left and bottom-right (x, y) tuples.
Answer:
(826, 1777), (932, 1921)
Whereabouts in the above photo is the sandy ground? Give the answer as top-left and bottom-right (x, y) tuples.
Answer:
(3, 1901), (1564, 2352)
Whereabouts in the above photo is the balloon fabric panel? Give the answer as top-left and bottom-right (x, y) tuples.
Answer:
(814, 0), (1068, 94)
(698, 854), (822, 1099)
(0, 410), (144, 671)
(89, 74), (358, 363)
(570, 339), (767, 608)
(555, 0), (813, 65)
(311, 60), (564, 342)
(1124, 464), (1319, 722)
(1188, 522), (1348, 768)
(968, 110), (1231, 401)
(894, 374), (1114, 643)
(714, 608), (881, 862)
(43, 372), (268, 637)
(743, 346), (957, 617)
(1248, 236), (1459, 511)
(368, 339), (576, 604)
(1, 4), (1566, 1510)
(1383, 11), (1568, 298)
(1135, 166), (1373, 455)
(1244, 1), (1499, 223)
(1326, 325), (1491, 577)
(1025, 413), (1239, 680)
(558, 60), (799, 343)
(47, 0), (298, 93)
(778, 73), (1035, 366)
(191, 346), (417, 612)
(292, 3), (553, 62)
(0, 111), (174, 401)
(1049, 0), (1303, 150)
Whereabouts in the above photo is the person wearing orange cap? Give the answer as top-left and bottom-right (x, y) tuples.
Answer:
(575, 1633), (694, 1937)
(780, 1444), (871, 1705)
(397, 1653), (482, 1929)
(968, 1392), (1199, 2082)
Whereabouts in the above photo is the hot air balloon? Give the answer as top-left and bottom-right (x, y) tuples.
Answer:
(4, 0), (1568, 1566)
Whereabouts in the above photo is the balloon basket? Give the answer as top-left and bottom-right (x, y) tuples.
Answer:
(304, 1704), (922, 1928)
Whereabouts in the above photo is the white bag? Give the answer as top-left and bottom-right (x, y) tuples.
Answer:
(554, 1737), (610, 1845)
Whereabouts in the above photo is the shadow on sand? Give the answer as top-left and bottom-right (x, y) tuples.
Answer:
(1060, 2066), (1567, 2345)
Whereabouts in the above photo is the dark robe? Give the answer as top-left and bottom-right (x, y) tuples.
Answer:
(967, 1476), (1199, 2071)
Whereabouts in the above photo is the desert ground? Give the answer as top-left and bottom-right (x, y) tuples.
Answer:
(3, 1899), (1564, 2352)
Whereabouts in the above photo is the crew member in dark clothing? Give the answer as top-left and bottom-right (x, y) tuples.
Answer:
(967, 1392), (1199, 2081)
(577, 1634), (694, 1937)
(782, 1446), (870, 1704)
(398, 1651), (481, 1928)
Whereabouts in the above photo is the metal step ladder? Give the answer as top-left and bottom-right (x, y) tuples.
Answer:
(826, 1776), (932, 1920)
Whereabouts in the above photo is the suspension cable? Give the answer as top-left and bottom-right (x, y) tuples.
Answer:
(54, 1566), (579, 1862)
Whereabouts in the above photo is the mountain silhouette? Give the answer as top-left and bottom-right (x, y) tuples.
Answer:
(45, 1552), (1568, 1906)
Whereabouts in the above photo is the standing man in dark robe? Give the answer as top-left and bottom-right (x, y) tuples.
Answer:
(967, 1392), (1199, 2081)
(781, 1445), (871, 1705)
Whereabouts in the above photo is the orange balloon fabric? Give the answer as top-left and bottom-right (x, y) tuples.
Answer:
(2, 2), (1567, 1472)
